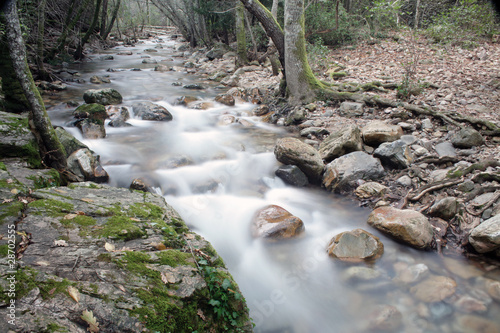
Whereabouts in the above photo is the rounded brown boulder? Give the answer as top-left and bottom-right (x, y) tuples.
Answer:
(327, 228), (384, 262)
(251, 205), (305, 240)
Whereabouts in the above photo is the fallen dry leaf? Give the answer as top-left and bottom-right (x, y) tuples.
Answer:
(197, 308), (206, 321)
(160, 271), (176, 284)
(10, 189), (18, 194)
(2, 199), (13, 204)
(104, 242), (115, 252)
(63, 213), (78, 220)
(117, 285), (126, 292)
(35, 260), (50, 266)
(68, 286), (80, 303)
(81, 310), (99, 332)
(81, 198), (94, 203)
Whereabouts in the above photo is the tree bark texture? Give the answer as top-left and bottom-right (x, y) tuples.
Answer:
(75, 0), (103, 60)
(103, 0), (121, 40)
(284, 0), (320, 102)
(3, 0), (68, 170)
(236, 2), (248, 67)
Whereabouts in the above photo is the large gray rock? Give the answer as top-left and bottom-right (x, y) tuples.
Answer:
(0, 176), (251, 332)
(428, 197), (459, 220)
(108, 107), (131, 127)
(0, 111), (40, 165)
(83, 88), (123, 105)
(362, 121), (403, 146)
(339, 102), (364, 117)
(274, 137), (324, 183)
(275, 165), (309, 187)
(54, 127), (88, 156)
(367, 206), (434, 249)
(327, 228), (384, 262)
(319, 125), (362, 162)
(451, 128), (485, 148)
(373, 139), (413, 169)
(469, 215), (500, 254)
(251, 205), (305, 239)
(76, 119), (106, 139)
(67, 148), (109, 183)
(435, 141), (457, 157)
(132, 101), (173, 121)
(322, 151), (385, 192)
(73, 103), (108, 123)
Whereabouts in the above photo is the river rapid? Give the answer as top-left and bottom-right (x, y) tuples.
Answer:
(46, 33), (500, 333)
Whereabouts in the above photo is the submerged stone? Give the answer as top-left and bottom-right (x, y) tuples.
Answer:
(327, 228), (384, 262)
(251, 204), (305, 240)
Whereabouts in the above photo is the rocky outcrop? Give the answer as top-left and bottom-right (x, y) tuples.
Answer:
(83, 88), (123, 105)
(318, 125), (362, 162)
(322, 152), (385, 193)
(0, 166), (252, 332)
(367, 206), (434, 249)
(327, 228), (384, 262)
(274, 138), (324, 184)
(469, 215), (500, 254)
(251, 205), (305, 239)
(67, 148), (109, 182)
(0, 111), (41, 167)
(132, 101), (173, 121)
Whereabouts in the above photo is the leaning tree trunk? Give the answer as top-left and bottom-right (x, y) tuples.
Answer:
(3, 0), (67, 171)
(100, 0), (109, 39)
(75, 0), (103, 60)
(102, 0), (121, 40)
(284, 0), (322, 102)
(36, 0), (50, 80)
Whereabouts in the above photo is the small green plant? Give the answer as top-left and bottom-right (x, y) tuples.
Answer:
(198, 259), (248, 331)
(397, 31), (421, 100)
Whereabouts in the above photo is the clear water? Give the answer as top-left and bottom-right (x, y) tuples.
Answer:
(47, 34), (500, 333)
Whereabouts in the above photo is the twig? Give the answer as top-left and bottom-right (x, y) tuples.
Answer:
(408, 178), (463, 201)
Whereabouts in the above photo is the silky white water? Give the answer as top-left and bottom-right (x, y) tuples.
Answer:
(46, 34), (500, 333)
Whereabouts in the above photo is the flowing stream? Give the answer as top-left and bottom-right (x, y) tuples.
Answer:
(46, 34), (500, 333)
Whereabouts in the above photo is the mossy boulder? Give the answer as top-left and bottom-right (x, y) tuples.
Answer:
(73, 103), (108, 123)
(1, 169), (252, 332)
(83, 88), (123, 105)
(0, 111), (41, 167)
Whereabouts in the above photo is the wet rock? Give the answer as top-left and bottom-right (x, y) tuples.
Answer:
(132, 101), (173, 121)
(326, 228), (384, 262)
(145, 48), (158, 52)
(83, 88), (123, 105)
(90, 75), (111, 84)
(454, 294), (489, 313)
(0, 111), (39, 162)
(108, 107), (131, 127)
(117, 51), (133, 55)
(218, 114), (236, 126)
(274, 137), (324, 184)
(354, 182), (388, 199)
(183, 84), (205, 90)
(221, 74), (239, 87)
(253, 105), (270, 116)
(339, 101), (364, 117)
(373, 139), (413, 169)
(100, 55), (114, 60)
(318, 125), (362, 162)
(154, 64), (171, 72)
(275, 165), (309, 187)
(215, 93), (235, 106)
(456, 315), (500, 333)
(435, 141), (457, 157)
(323, 152), (385, 193)
(451, 128), (485, 148)
(73, 103), (107, 123)
(428, 197), (458, 220)
(174, 96), (200, 106)
(67, 148), (109, 182)
(361, 121), (403, 146)
(485, 279), (500, 301)
(129, 178), (156, 193)
(442, 257), (483, 279)
(410, 275), (457, 302)
(394, 263), (429, 284)
(251, 204), (305, 239)
(469, 214), (500, 254)
(76, 119), (106, 139)
(38, 81), (67, 91)
(342, 266), (383, 282)
(367, 305), (402, 332)
(189, 101), (213, 110)
(367, 206), (434, 249)
(142, 58), (157, 64)
(206, 46), (227, 60)
(428, 302), (454, 320)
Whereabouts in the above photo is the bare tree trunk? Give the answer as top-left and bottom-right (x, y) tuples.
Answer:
(236, 2), (248, 68)
(100, 0), (109, 39)
(284, 0), (320, 102)
(75, 0), (103, 60)
(3, 0), (67, 171)
(414, 0), (421, 29)
(102, 0), (121, 40)
(269, 0), (281, 76)
(271, 0), (279, 17)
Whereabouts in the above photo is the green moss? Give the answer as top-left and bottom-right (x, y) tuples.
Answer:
(13, 268), (38, 300)
(21, 141), (42, 168)
(128, 202), (164, 220)
(28, 199), (73, 217)
(157, 250), (194, 268)
(38, 278), (73, 299)
(27, 169), (62, 189)
(97, 215), (145, 241)
(97, 253), (112, 262)
(0, 162), (6, 171)
(0, 244), (8, 257)
(0, 201), (24, 224)
(118, 251), (158, 280)
(60, 215), (96, 230)
(42, 322), (68, 333)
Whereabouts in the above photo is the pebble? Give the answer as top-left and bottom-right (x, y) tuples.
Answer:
(396, 175), (412, 187)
